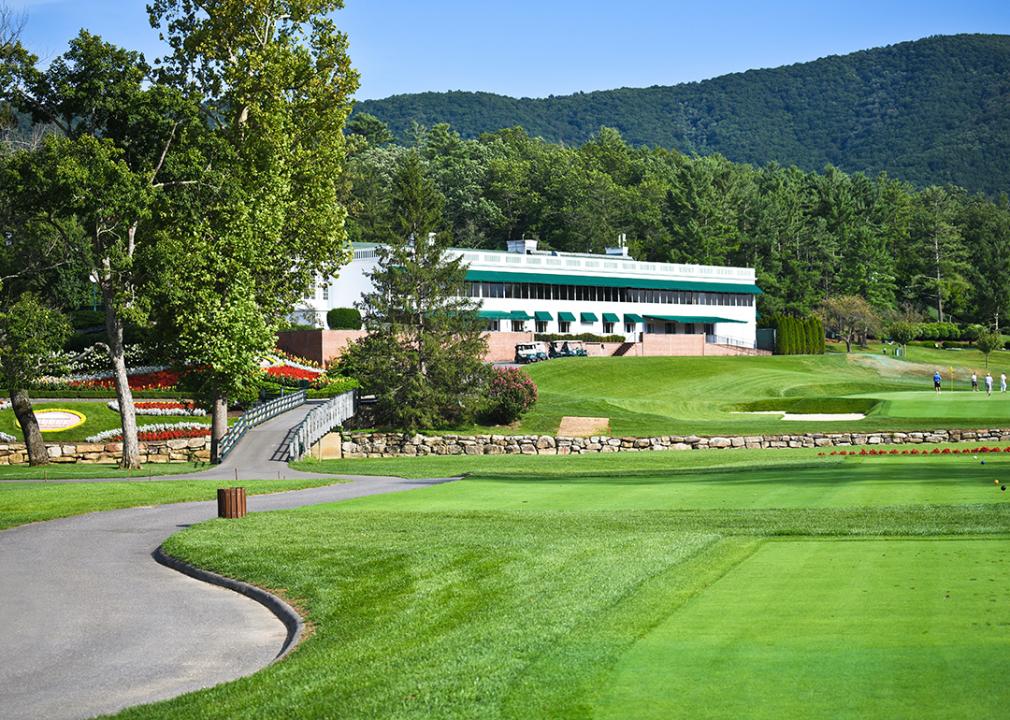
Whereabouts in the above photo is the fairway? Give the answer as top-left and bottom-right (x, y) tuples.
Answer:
(494, 354), (1010, 436)
(598, 538), (1010, 720)
(114, 453), (1010, 719)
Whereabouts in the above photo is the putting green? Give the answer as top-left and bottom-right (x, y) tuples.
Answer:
(596, 538), (1010, 719)
(865, 390), (1010, 421)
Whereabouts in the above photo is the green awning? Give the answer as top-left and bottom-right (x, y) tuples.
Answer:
(602, 312), (620, 323)
(509, 310), (533, 321)
(534, 311), (553, 321)
(624, 313), (644, 323)
(557, 311), (576, 322)
(465, 269), (762, 295)
(645, 315), (747, 324)
(581, 312), (598, 322)
(478, 310), (511, 320)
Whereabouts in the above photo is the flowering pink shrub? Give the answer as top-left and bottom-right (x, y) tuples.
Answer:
(482, 368), (538, 424)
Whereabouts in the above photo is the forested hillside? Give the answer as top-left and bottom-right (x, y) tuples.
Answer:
(355, 34), (1010, 195)
(344, 121), (1010, 328)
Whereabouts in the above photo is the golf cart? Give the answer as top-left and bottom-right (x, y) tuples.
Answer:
(515, 342), (549, 364)
(549, 340), (588, 358)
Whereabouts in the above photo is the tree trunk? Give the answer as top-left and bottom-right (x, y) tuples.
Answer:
(10, 388), (48, 466)
(934, 233), (944, 322)
(844, 335), (852, 353)
(210, 394), (228, 463)
(103, 297), (141, 469)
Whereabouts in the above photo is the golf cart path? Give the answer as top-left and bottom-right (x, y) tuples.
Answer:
(0, 400), (350, 484)
(0, 402), (457, 719)
(0, 475), (455, 720)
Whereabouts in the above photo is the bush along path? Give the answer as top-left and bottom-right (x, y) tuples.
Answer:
(0, 475), (456, 720)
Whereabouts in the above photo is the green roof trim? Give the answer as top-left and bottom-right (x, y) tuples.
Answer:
(509, 310), (533, 321)
(602, 312), (620, 323)
(558, 311), (576, 322)
(534, 311), (553, 321)
(465, 269), (761, 295)
(624, 313), (644, 323)
(478, 310), (511, 320)
(580, 312), (598, 322)
(645, 315), (747, 324)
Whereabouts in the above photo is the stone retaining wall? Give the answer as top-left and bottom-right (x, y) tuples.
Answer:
(0, 436), (211, 465)
(337, 428), (1010, 458)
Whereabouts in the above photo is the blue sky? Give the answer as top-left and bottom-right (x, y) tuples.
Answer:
(10, 0), (1010, 100)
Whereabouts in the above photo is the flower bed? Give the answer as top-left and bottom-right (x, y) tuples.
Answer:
(264, 364), (322, 382)
(86, 422), (212, 443)
(820, 446), (1010, 457)
(107, 400), (207, 416)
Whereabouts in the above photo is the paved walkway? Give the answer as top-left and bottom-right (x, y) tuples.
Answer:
(0, 405), (455, 719)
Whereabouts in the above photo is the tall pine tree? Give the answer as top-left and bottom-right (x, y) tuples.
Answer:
(341, 151), (489, 430)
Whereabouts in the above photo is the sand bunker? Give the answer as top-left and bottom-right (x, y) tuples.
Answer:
(558, 416), (611, 437)
(734, 410), (866, 422)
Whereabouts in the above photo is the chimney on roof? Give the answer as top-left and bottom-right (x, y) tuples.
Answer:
(507, 238), (539, 254)
(605, 233), (630, 258)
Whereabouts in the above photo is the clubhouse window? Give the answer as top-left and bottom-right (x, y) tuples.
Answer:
(559, 321), (571, 333)
(603, 321), (615, 334)
(465, 282), (753, 307)
(511, 320), (525, 332)
(535, 320), (547, 333)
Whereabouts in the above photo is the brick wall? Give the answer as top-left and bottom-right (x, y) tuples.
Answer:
(483, 331), (535, 362)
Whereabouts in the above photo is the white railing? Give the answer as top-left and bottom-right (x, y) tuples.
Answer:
(217, 390), (308, 463)
(454, 249), (756, 283)
(706, 334), (756, 350)
(287, 391), (356, 461)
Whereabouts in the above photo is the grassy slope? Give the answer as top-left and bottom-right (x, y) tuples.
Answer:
(0, 478), (340, 530)
(461, 350), (1010, 437)
(118, 454), (1010, 719)
(0, 401), (211, 442)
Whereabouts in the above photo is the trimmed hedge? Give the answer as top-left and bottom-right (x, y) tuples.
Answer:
(534, 333), (626, 343)
(773, 315), (824, 355)
(327, 307), (362, 330)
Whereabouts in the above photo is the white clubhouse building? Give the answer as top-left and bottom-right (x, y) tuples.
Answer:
(300, 238), (761, 348)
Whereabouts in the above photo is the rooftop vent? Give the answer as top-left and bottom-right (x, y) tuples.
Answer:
(605, 233), (631, 258)
(506, 238), (539, 254)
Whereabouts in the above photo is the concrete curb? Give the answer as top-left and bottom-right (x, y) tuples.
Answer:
(152, 545), (304, 661)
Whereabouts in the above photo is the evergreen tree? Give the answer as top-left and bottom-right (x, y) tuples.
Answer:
(340, 151), (489, 430)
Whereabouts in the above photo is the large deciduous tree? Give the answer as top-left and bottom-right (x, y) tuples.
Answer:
(819, 295), (881, 352)
(147, 0), (359, 458)
(340, 151), (489, 431)
(3, 31), (204, 468)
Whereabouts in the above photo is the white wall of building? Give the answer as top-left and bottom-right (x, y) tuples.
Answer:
(298, 243), (759, 348)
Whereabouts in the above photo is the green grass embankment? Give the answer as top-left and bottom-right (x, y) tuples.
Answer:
(117, 452), (1010, 719)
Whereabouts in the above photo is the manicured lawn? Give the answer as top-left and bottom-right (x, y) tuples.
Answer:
(596, 538), (1010, 720)
(0, 478), (339, 530)
(0, 462), (206, 481)
(451, 353), (1010, 436)
(292, 445), (847, 478)
(0, 400), (210, 442)
(293, 442), (1010, 480)
(115, 454), (1010, 719)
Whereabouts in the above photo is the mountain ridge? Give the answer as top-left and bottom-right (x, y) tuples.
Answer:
(355, 34), (1010, 194)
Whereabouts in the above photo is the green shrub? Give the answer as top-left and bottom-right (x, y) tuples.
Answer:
(917, 322), (961, 341)
(307, 376), (360, 399)
(772, 314), (823, 355)
(534, 333), (626, 343)
(327, 307), (362, 330)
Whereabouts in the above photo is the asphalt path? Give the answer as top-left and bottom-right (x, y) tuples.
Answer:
(0, 404), (456, 719)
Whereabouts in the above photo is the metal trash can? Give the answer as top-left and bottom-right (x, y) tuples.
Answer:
(217, 487), (247, 519)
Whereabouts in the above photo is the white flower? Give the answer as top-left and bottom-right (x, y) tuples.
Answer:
(85, 421), (212, 443)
